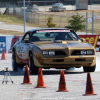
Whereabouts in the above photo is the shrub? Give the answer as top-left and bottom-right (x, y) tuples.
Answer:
(47, 15), (56, 27)
(65, 13), (85, 32)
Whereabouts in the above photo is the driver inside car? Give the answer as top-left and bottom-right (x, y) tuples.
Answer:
(55, 32), (66, 40)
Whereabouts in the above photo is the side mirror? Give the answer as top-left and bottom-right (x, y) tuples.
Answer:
(80, 38), (85, 42)
(21, 40), (29, 43)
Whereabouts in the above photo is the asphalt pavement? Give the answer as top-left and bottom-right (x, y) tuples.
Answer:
(0, 22), (39, 33)
(0, 22), (95, 35)
(0, 53), (99, 100)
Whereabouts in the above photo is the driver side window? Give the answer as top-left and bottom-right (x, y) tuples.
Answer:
(23, 32), (31, 42)
(24, 34), (30, 41)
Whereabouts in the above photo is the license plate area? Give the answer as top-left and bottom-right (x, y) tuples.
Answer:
(75, 58), (85, 61)
(53, 59), (64, 62)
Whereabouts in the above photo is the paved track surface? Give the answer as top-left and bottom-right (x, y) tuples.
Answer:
(0, 22), (39, 33)
(0, 53), (100, 100)
(0, 15), (100, 99)
(0, 22), (96, 35)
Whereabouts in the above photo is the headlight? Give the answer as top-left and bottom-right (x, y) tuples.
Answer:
(43, 51), (48, 55)
(81, 51), (86, 55)
(49, 51), (55, 55)
(43, 51), (55, 55)
(87, 51), (93, 55)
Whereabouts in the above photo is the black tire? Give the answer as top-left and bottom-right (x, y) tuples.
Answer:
(29, 53), (38, 74)
(83, 65), (96, 72)
(12, 50), (24, 71)
(12, 50), (18, 71)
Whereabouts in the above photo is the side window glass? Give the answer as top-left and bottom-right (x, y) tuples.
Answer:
(70, 32), (76, 38)
(68, 31), (79, 40)
(23, 33), (30, 41)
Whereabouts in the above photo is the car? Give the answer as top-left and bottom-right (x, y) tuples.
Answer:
(12, 28), (96, 74)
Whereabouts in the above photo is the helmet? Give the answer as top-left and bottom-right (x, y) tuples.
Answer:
(58, 32), (66, 37)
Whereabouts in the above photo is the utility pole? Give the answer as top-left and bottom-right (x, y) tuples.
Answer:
(86, 12), (88, 35)
(92, 10), (94, 35)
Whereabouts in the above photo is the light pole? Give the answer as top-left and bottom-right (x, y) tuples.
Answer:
(23, 0), (25, 34)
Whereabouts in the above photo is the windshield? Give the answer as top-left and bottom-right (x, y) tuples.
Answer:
(30, 30), (80, 42)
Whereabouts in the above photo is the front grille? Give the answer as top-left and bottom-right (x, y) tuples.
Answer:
(71, 50), (94, 55)
(55, 51), (66, 56)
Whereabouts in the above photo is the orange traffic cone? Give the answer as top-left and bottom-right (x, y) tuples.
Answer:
(57, 70), (68, 92)
(21, 65), (32, 84)
(35, 68), (46, 88)
(1, 48), (6, 60)
(83, 72), (97, 96)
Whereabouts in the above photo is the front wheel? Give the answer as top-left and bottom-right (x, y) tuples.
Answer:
(29, 53), (38, 74)
(83, 65), (96, 72)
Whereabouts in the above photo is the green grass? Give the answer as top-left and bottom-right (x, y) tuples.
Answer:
(0, 14), (23, 25)
(0, 14), (44, 27)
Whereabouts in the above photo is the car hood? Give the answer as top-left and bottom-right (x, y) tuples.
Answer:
(33, 41), (94, 50)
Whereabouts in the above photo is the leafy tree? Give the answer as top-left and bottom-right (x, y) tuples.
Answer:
(47, 15), (56, 27)
(65, 13), (85, 32)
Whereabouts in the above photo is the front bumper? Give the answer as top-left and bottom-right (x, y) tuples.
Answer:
(34, 55), (96, 68)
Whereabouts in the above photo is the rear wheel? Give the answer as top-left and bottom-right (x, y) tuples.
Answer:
(83, 65), (96, 72)
(12, 50), (18, 71)
(29, 53), (38, 74)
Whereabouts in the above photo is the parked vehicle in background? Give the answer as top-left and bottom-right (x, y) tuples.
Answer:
(12, 28), (96, 74)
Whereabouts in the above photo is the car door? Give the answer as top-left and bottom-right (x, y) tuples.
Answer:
(18, 32), (31, 64)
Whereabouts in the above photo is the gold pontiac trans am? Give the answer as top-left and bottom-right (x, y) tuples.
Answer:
(12, 28), (96, 74)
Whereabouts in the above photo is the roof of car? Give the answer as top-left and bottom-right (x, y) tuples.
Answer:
(27, 28), (69, 32)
